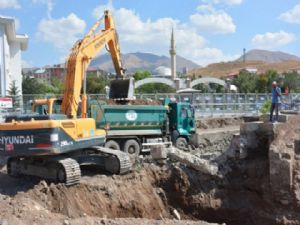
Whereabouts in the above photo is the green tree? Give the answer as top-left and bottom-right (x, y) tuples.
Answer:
(232, 69), (258, 93)
(256, 74), (268, 93)
(50, 77), (64, 94)
(135, 83), (175, 94)
(22, 76), (50, 94)
(8, 80), (21, 108)
(265, 70), (280, 89)
(282, 71), (300, 93)
(86, 74), (109, 94)
(194, 83), (209, 93)
(133, 70), (151, 81)
(133, 70), (175, 93)
(8, 80), (20, 96)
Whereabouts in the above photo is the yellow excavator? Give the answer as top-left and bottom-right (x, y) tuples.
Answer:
(0, 10), (132, 185)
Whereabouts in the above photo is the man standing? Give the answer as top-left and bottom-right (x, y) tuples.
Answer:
(270, 81), (281, 122)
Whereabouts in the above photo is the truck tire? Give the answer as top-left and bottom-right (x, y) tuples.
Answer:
(123, 139), (140, 157)
(175, 137), (188, 151)
(105, 140), (120, 150)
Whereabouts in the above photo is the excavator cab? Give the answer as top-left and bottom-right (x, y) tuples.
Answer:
(109, 77), (135, 100)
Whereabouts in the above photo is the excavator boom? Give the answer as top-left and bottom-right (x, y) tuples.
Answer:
(61, 10), (133, 119)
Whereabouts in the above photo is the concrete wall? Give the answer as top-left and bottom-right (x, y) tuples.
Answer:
(0, 24), (23, 96)
(0, 24), (5, 96)
(9, 41), (22, 94)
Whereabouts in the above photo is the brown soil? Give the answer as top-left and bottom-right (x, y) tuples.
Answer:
(99, 99), (162, 105)
(0, 165), (221, 225)
(197, 117), (243, 129)
(1, 116), (300, 225)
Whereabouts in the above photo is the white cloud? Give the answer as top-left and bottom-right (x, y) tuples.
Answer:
(92, 0), (113, 19)
(181, 47), (239, 66)
(22, 60), (34, 68)
(32, 0), (53, 18)
(251, 31), (296, 50)
(91, 2), (239, 66)
(0, 0), (20, 9)
(201, 0), (243, 6)
(190, 7), (236, 34)
(224, 0), (242, 5)
(279, 4), (300, 24)
(13, 18), (20, 31)
(37, 13), (86, 55)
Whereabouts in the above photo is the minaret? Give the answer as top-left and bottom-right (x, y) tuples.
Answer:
(169, 28), (176, 80)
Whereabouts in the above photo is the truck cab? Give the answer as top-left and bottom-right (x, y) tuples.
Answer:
(168, 102), (196, 149)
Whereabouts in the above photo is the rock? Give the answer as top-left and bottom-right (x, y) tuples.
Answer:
(150, 145), (167, 160)
(0, 220), (8, 225)
(167, 147), (218, 176)
(63, 219), (70, 225)
(286, 143), (294, 149)
(280, 199), (290, 205)
(172, 209), (181, 220)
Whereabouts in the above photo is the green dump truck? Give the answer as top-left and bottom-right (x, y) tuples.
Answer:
(89, 100), (196, 156)
(32, 99), (196, 156)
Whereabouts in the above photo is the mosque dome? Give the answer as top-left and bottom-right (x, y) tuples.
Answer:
(152, 66), (171, 77)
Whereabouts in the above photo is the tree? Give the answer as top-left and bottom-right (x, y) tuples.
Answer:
(282, 71), (300, 93)
(22, 76), (50, 94)
(133, 70), (151, 81)
(8, 80), (20, 96)
(8, 80), (21, 108)
(86, 74), (109, 94)
(50, 77), (64, 94)
(232, 69), (258, 93)
(256, 74), (268, 93)
(133, 70), (176, 94)
(136, 83), (175, 94)
(265, 70), (280, 89)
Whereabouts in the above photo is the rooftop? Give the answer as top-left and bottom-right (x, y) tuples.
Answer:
(0, 16), (28, 50)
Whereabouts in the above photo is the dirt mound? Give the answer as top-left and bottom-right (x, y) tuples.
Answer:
(197, 117), (243, 129)
(99, 99), (162, 105)
(0, 165), (223, 225)
(26, 170), (168, 219)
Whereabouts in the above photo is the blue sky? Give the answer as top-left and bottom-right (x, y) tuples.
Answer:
(1, 0), (300, 67)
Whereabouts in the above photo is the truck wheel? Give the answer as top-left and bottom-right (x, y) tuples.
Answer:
(175, 137), (188, 150)
(105, 140), (120, 150)
(123, 139), (140, 157)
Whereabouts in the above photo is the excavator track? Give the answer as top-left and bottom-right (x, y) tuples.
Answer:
(57, 158), (81, 186)
(91, 146), (132, 174)
(7, 157), (81, 186)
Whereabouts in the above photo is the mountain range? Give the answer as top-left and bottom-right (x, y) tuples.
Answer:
(89, 52), (200, 73)
(190, 49), (300, 78)
(236, 49), (300, 63)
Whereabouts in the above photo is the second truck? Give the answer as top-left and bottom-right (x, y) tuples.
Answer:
(32, 98), (196, 157)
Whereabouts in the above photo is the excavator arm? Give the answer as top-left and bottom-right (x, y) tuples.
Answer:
(61, 10), (125, 119)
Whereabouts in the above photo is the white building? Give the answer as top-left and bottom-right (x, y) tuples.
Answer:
(152, 66), (171, 77)
(0, 16), (28, 96)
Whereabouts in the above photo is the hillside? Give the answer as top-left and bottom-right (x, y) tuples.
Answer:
(237, 49), (300, 63)
(189, 60), (300, 78)
(89, 52), (199, 73)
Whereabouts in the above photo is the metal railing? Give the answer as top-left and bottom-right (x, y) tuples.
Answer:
(2, 93), (300, 118)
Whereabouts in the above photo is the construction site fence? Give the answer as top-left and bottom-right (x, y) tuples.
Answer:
(3, 93), (300, 119)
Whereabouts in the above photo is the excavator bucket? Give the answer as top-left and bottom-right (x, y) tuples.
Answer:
(109, 78), (135, 100)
